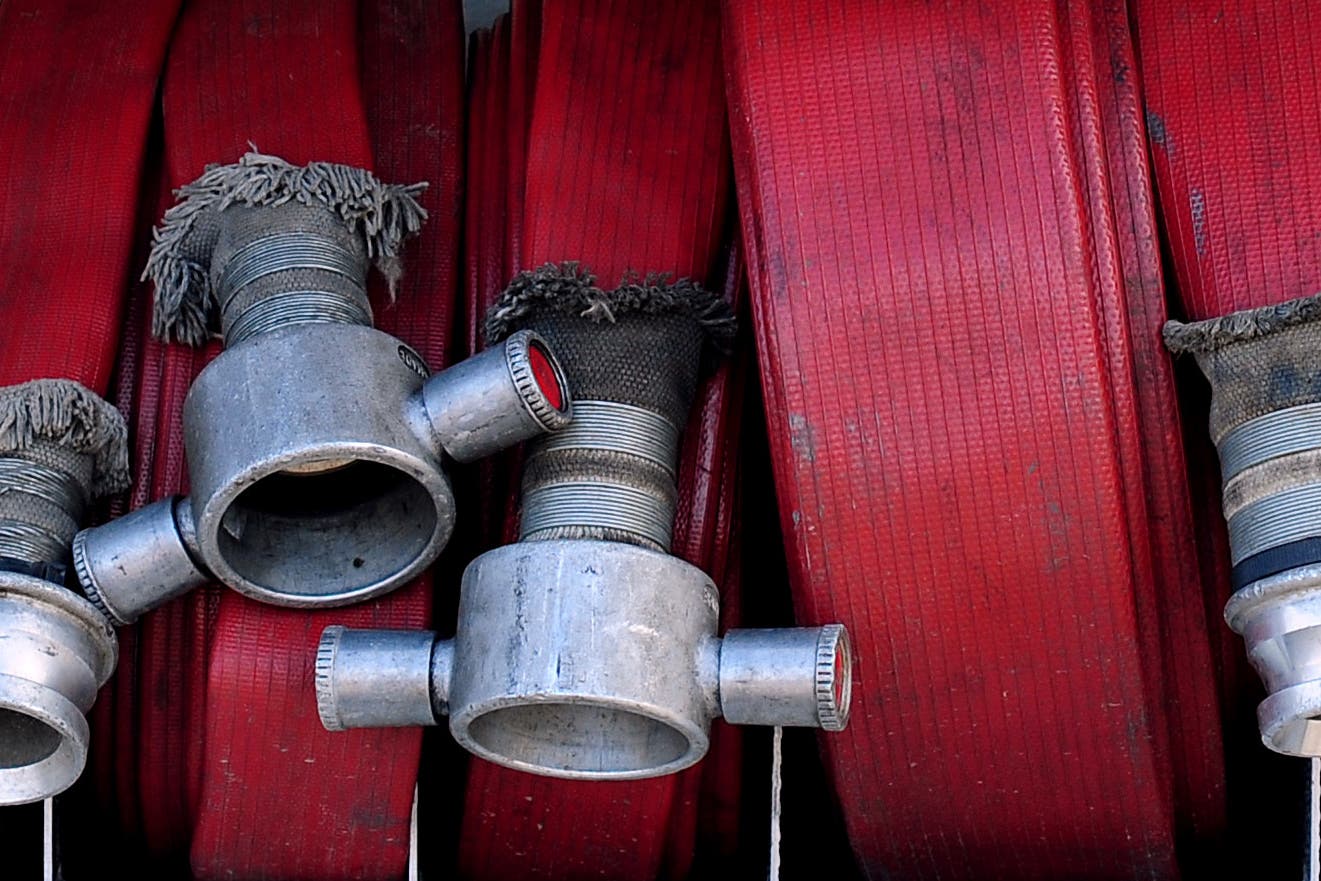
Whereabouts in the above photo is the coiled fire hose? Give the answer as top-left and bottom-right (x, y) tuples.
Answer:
(0, 0), (180, 806)
(723, 0), (1231, 877)
(1136, 2), (1321, 867)
(65, 2), (474, 878)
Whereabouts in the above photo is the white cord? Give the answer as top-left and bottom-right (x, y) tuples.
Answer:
(1309, 758), (1319, 881)
(43, 797), (54, 881)
(409, 784), (420, 881)
(769, 726), (783, 881)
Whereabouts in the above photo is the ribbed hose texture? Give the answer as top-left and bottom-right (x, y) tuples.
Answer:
(724, 1), (1228, 878)
(72, 3), (465, 879)
(455, 2), (745, 878)
(0, 0), (177, 872)
(1135, 1), (1321, 873)
(0, 0), (178, 393)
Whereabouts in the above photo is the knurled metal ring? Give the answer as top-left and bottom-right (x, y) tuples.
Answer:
(815, 623), (852, 732)
(315, 625), (346, 731)
(70, 531), (126, 627)
(504, 329), (572, 431)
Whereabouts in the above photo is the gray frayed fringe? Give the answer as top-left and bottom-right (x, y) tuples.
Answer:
(145, 150), (428, 345)
(0, 380), (130, 498)
(1164, 291), (1321, 354)
(484, 263), (737, 351)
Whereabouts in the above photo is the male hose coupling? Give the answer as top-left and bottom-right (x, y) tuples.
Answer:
(71, 153), (570, 622)
(0, 380), (124, 804)
(315, 265), (852, 779)
(1168, 297), (1321, 756)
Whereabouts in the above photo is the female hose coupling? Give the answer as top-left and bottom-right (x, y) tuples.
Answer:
(70, 153), (570, 620)
(0, 380), (124, 804)
(1168, 296), (1321, 755)
(314, 265), (852, 779)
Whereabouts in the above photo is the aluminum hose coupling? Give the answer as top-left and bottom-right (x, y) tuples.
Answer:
(315, 265), (852, 779)
(0, 380), (125, 804)
(1168, 296), (1321, 756)
(70, 153), (570, 623)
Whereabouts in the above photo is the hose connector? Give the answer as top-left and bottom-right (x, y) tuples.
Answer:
(315, 265), (850, 779)
(71, 153), (569, 613)
(1168, 296), (1321, 755)
(0, 380), (125, 804)
(315, 541), (851, 779)
(71, 496), (207, 626)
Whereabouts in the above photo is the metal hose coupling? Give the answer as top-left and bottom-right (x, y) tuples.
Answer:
(1168, 296), (1321, 756)
(0, 380), (124, 804)
(70, 153), (570, 619)
(315, 264), (852, 780)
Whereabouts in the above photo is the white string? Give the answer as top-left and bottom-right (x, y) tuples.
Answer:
(1309, 758), (1319, 881)
(409, 784), (420, 881)
(769, 726), (783, 881)
(43, 797), (54, 881)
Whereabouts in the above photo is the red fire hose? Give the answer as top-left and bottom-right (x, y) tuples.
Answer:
(723, 1), (1229, 877)
(0, 0), (178, 392)
(1135, 1), (1321, 871)
(78, 2), (464, 878)
(15, 1), (1303, 877)
(0, 0), (178, 851)
(456, 2), (745, 878)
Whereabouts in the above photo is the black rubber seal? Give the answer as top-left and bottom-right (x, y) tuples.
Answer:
(0, 555), (68, 586)
(1231, 537), (1321, 591)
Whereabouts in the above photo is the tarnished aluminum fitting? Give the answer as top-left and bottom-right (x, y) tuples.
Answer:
(71, 153), (570, 612)
(1167, 300), (1321, 756)
(1226, 563), (1321, 755)
(0, 573), (116, 804)
(316, 266), (850, 780)
(73, 328), (568, 610)
(317, 542), (851, 779)
(72, 497), (207, 626)
(0, 380), (127, 804)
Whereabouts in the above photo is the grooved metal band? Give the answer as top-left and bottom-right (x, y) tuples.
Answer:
(1228, 482), (1321, 564)
(217, 232), (365, 319)
(505, 331), (572, 431)
(531, 400), (679, 475)
(0, 521), (68, 567)
(71, 532), (116, 623)
(315, 627), (344, 731)
(225, 290), (373, 346)
(1219, 401), (1321, 481)
(520, 482), (674, 549)
(0, 457), (87, 522)
(815, 624), (848, 731)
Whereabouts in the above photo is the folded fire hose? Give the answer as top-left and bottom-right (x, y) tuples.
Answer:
(312, 4), (843, 880)
(723, 0), (1231, 877)
(312, 0), (850, 762)
(0, 0), (180, 807)
(64, 2), (479, 877)
(459, 5), (752, 873)
(459, 6), (755, 877)
(1139, 1), (1321, 766)
(4, 1), (1294, 878)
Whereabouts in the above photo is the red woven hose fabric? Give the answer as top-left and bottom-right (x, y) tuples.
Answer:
(456, 2), (743, 878)
(0, 0), (179, 390)
(1135, 3), (1321, 321)
(724, 1), (1226, 877)
(84, 2), (464, 878)
(0, 3), (181, 868)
